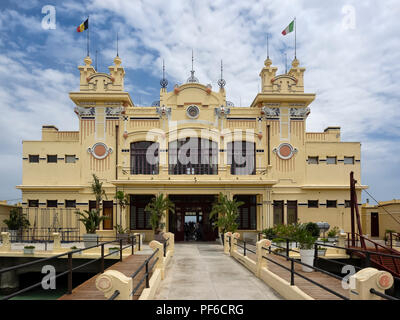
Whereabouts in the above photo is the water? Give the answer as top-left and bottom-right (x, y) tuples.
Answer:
(0, 272), (96, 300)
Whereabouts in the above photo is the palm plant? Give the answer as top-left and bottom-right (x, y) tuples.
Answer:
(75, 209), (109, 234)
(91, 174), (107, 211)
(145, 194), (175, 234)
(3, 208), (30, 230)
(115, 190), (129, 231)
(209, 193), (244, 234)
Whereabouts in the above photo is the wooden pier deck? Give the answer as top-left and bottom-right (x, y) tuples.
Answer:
(245, 251), (348, 300)
(59, 254), (151, 300)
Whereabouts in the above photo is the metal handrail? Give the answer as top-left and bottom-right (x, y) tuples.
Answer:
(370, 288), (399, 300)
(108, 290), (120, 300)
(261, 246), (349, 300)
(130, 248), (160, 297)
(0, 235), (137, 300)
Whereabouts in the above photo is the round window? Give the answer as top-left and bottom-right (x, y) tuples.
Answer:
(89, 142), (111, 160)
(186, 105), (200, 119)
(276, 143), (296, 160)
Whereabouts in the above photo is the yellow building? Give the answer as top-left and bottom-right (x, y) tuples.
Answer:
(16, 54), (367, 241)
(0, 201), (22, 229)
(361, 200), (400, 240)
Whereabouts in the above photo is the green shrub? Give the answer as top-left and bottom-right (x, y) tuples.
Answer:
(305, 222), (320, 237)
(327, 226), (339, 238)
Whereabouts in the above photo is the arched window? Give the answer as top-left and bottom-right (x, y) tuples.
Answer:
(130, 141), (159, 175)
(227, 141), (256, 175)
(168, 138), (218, 175)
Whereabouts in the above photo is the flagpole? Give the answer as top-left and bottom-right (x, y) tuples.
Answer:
(294, 17), (297, 59)
(266, 33), (269, 59)
(87, 16), (90, 57)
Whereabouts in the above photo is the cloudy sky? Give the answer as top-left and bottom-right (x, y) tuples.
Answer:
(0, 0), (399, 204)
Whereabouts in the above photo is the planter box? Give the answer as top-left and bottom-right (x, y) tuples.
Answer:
(83, 233), (99, 248)
(328, 237), (338, 242)
(23, 248), (35, 254)
(317, 249), (327, 256)
(299, 249), (315, 272)
(116, 233), (130, 245)
(108, 248), (120, 256)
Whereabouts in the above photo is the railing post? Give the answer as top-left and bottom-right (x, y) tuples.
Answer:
(314, 243), (318, 266)
(230, 233), (239, 256)
(67, 252), (73, 294)
(365, 252), (371, 267)
(131, 236), (134, 255)
(224, 232), (231, 255)
(286, 238), (290, 260)
(119, 239), (123, 262)
(96, 270), (133, 300)
(149, 240), (165, 280)
(101, 243), (105, 273)
(145, 260), (149, 288)
(349, 268), (394, 300)
(256, 239), (271, 277)
(244, 240), (246, 256)
(290, 259), (295, 286)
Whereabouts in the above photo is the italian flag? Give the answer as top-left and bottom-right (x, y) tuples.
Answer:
(282, 20), (294, 35)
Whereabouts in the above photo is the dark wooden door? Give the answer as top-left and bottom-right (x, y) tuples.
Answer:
(371, 212), (379, 237)
(103, 201), (113, 230)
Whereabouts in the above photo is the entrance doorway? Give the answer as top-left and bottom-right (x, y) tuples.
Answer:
(169, 195), (217, 242)
(371, 212), (379, 237)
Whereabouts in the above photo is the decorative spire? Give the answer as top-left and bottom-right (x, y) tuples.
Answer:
(160, 59), (168, 88)
(117, 32), (119, 57)
(218, 59), (226, 89)
(186, 49), (199, 83)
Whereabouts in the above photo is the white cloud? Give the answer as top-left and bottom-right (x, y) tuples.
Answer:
(0, 0), (399, 203)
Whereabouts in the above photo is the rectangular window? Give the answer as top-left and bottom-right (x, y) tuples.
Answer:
(287, 201), (298, 225)
(345, 200), (351, 208)
(308, 156), (319, 164)
(273, 200), (284, 225)
(308, 200), (319, 208)
(228, 141), (256, 175)
(65, 155), (76, 163)
(344, 156), (354, 164)
(29, 155), (39, 163)
(327, 200), (337, 208)
(28, 200), (39, 207)
(47, 155), (57, 163)
(130, 195), (154, 230)
(234, 195), (257, 230)
(47, 200), (58, 208)
(65, 200), (76, 208)
(326, 156), (337, 164)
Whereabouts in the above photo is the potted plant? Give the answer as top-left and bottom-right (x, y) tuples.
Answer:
(75, 174), (109, 248)
(293, 223), (318, 272)
(23, 245), (35, 254)
(317, 246), (327, 256)
(75, 209), (109, 248)
(271, 237), (286, 249)
(3, 208), (30, 242)
(145, 194), (175, 242)
(262, 227), (276, 240)
(108, 247), (120, 256)
(327, 226), (339, 242)
(114, 224), (130, 244)
(70, 246), (82, 254)
(210, 193), (244, 245)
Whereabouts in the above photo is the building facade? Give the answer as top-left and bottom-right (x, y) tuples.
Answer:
(17, 54), (366, 241)
(361, 200), (400, 240)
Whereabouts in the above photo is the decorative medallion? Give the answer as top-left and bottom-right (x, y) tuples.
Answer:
(88, 142), (113, 160)
(186, 105), (200, 119)
(273, 143), (297, 160)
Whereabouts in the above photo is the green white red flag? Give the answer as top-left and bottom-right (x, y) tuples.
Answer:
(282, 20), (294, 35)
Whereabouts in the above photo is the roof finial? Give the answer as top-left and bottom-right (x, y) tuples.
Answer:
(267, 33), (269, 59)
(117, 32), (119, 57)
(187, 49), (199, 83)
(218, 59), (226, 89)
(160, 59), (168, 88)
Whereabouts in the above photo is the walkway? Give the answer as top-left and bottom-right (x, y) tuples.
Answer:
(154, 242), (282, 300)
(59, 253), (150, 300)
